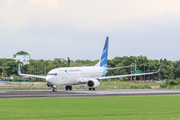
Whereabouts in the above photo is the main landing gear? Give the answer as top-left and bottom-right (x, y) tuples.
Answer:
(53, 88), (57, 92)
(89, 88), (95, 90)
(65, 85), (72, 90)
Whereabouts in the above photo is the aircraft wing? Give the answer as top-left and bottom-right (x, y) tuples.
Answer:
(18, 64), (46, 79)
(97, 72), (155, 80)
(98, 62), (162, 80)
(20, 74), (46, 79)
(107, 65), (133, 70)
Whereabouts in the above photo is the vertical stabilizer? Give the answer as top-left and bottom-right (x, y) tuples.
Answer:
(100, 37), (109, 67)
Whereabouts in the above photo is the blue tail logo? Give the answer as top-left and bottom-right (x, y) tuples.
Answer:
(100, 37), (109, 67)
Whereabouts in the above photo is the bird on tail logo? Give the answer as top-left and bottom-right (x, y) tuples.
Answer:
(65, 70), (68, 73)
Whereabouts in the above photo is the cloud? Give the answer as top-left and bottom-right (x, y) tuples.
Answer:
(0, 0), (59, 31)
(0, 0), (180, 61)
(1, 0), (180, 32)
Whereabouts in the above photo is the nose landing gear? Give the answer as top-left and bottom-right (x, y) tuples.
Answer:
(53, 88), (57, 92)
(52, 85), (58, 92)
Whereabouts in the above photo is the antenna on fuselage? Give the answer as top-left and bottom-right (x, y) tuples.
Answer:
(68, 57), (70, 67)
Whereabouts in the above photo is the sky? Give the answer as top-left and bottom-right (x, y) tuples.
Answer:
(0, 0), (180, 61)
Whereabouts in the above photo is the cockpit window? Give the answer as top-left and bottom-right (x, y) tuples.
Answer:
(47, 73), (58, 76)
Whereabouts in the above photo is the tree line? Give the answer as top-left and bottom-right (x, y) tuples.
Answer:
(0, 55), (179, 81)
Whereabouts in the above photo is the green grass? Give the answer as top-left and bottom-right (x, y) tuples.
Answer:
(0, 81), (167, 90)
(1, 95), (180, 120)
(1, 81), (180, 90)
(99, 81), (164, 89)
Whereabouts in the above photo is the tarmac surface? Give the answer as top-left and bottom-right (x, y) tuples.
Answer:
(1, 89), (180, 98)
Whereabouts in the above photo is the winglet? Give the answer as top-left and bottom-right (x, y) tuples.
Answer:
(157, 62), (163, 73)
(18, 63), (21, 74)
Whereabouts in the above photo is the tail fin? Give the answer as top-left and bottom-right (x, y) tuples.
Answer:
(99, 37), (109, 67)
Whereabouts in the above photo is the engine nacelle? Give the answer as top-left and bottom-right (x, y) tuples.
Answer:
(47, 83), (57, 89)
(87, 79), (100, 88)
(47, 83), (52, 88)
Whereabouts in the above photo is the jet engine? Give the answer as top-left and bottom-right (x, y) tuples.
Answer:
(87, 79), (100, 88)
(47, 83), (53, 88)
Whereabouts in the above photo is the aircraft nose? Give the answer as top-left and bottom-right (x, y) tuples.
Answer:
(46, 76), (53, 84)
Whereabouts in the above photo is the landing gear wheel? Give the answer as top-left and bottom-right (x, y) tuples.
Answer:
(53, 88), (57, 92)
(65, 86), (68, 90)
(89, 88), (91, 90)
(65, 86), (72, 90)
(69, 86), (72, 90)
(93, 88), (95, 90)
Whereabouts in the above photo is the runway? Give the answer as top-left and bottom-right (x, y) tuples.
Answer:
(1, 89), (180, 98)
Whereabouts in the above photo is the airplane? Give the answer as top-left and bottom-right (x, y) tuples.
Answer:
(18, 37), (162, 92)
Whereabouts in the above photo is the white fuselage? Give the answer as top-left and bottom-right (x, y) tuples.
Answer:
(46, 66), (104, 86)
